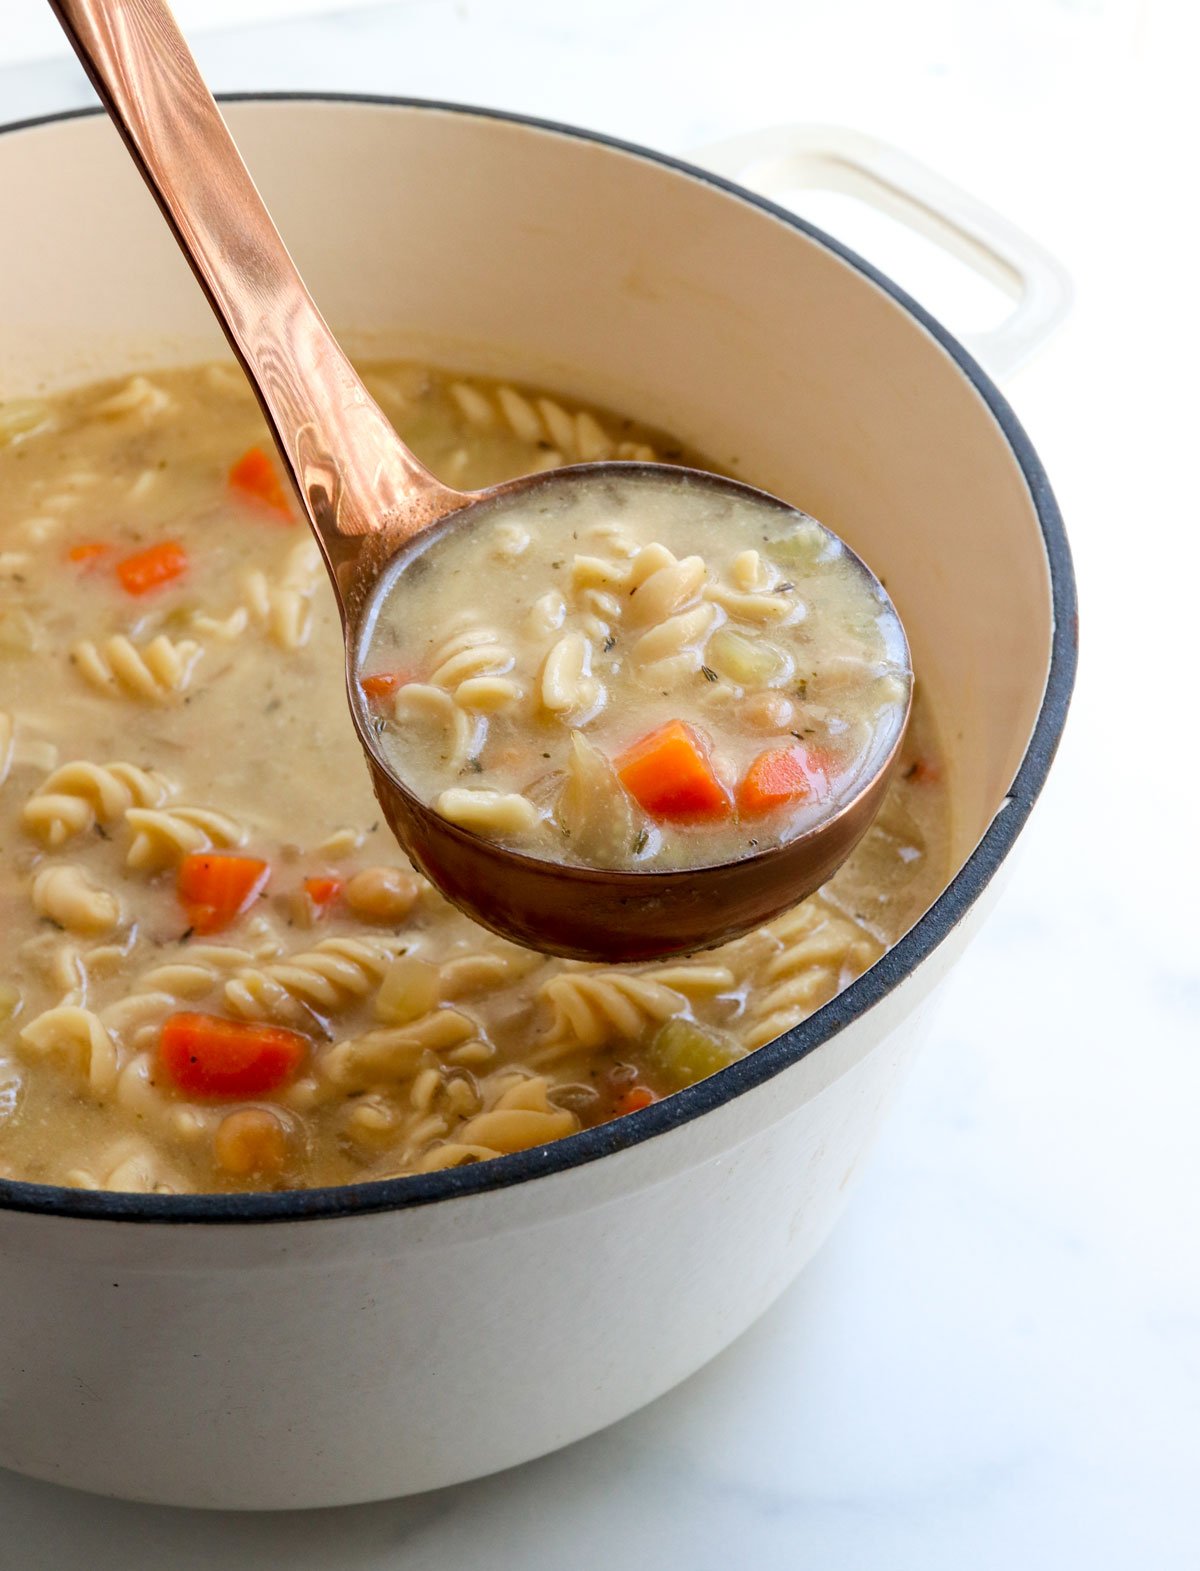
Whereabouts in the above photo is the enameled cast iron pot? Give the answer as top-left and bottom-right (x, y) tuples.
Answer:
(0, 100), (1076, 1509)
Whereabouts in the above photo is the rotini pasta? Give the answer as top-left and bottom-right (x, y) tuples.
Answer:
(742, 899), (883, 1049)
(321, 1007), (479, 1089)
(30, 864), (121, 935)
(22, 759), (173, 846)
(391, 683), (480, 772)
(19, 1005), (120, 1095)
(71, 633), (203, 702)
(538, 630), (603, 718)
(93, 374), (172, 421)
(435, 788), (541, 837)
(139, 946), (257, 998)
(426, 621), (521, 712)
(537, 970), (689, 1050)
(223, 934), (412, 1023)
(64, 1137), (180, 1194)
(449, 379), (656, 465)
(417, 1077), (577, 1170)
(124, 805), (246, 871)
(243, 538), (324, 649)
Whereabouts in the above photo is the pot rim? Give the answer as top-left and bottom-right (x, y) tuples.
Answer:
(0, 93), (1077, 1226)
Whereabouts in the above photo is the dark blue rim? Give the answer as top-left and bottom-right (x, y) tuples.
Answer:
(0, 94), (1077, 1224)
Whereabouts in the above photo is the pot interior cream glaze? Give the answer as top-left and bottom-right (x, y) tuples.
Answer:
(0, 100), (1075, 1508)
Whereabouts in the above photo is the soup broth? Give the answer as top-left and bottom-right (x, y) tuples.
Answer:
(0, 363), (948, 1194)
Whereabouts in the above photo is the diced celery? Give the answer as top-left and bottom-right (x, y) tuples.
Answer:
(767, 518), (832, 571)
(649, 1016), (745, 1088)
(706, 627), (789, 686)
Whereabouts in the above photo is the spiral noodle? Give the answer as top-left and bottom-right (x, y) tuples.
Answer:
(568, 527), (641, 639)
(438, 946), (543, 1000)
(223, 934), (411, 1023)
(70, 633), (203, 703)
(742, 898), (883, 1049)
(447, 380), (656, 465)
(426, 621), (521, 712)
(30, 864), (121, 935)
(537, 970), (689, 1050)
(416, 1076), (577, 1169)
(138, 945), (257, 1000)
(243, 539), (323, 649)
(705, 548), (796, 624)
(19, 1005), (120, 1095)
(322, 1006), (479, 1089)
(583, 519), (640, 559)
(100, 991), (178, 1052)
(190, 605), (249, 641)
(16, 931), (86, 995)
(391, 683), (479, 771)
(626, 547), (706, 626)
(64, 1137), (178, 1194)
(22, 759), (173, 847)
(538, 630), (602, 719)
(435, 788), (541, 838)
(93, 375), (172, 422)
(124, 805), (246, 871)
(621, 544), (722, 676)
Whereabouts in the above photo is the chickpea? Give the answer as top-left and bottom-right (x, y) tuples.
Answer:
(743, 691), (798, 731)
(213, 1108), (288, 1179)
(343, 866), (421, 922)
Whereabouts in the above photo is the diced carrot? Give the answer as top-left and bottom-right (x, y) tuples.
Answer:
(178, 852), (270, 935)
(229, 445), (292, 519)
(615, 720), (732, 821)
(67, 541), (109, 566)
(115, 540), (188, 596)
(303, 875), (342, 915)
(736, 745), (824, 816)
(360, 671), (407, 701)
(159, 1013), (307, 1099)
(615, 1085), (657, 1116)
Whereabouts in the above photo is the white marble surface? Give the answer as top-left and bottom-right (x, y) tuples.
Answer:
(1, 2), (1197, 1566)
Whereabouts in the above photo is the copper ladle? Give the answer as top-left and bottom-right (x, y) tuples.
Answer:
(52, 0), (912, 962)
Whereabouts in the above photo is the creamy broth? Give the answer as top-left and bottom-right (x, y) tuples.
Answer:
(0, 364), (948, 1194)
(363, 472), (910, 869)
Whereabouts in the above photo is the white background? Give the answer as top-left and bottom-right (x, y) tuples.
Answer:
(1, 2), (1197, 1567)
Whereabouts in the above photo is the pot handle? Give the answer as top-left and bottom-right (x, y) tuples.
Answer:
(689, 124), (1071, 379)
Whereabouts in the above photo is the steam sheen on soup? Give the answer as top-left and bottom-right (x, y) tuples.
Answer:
(0, 363), (948, 1194)
(361, 471), (911, 870)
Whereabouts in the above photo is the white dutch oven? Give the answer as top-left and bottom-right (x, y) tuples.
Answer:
(0, 99), (1076, 1509)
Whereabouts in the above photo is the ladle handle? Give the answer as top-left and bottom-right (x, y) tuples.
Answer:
(48, 0), (463, 593)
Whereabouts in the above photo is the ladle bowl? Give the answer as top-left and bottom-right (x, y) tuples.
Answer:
(351, 462), (911, 959)
(53, 0), (910, 960)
